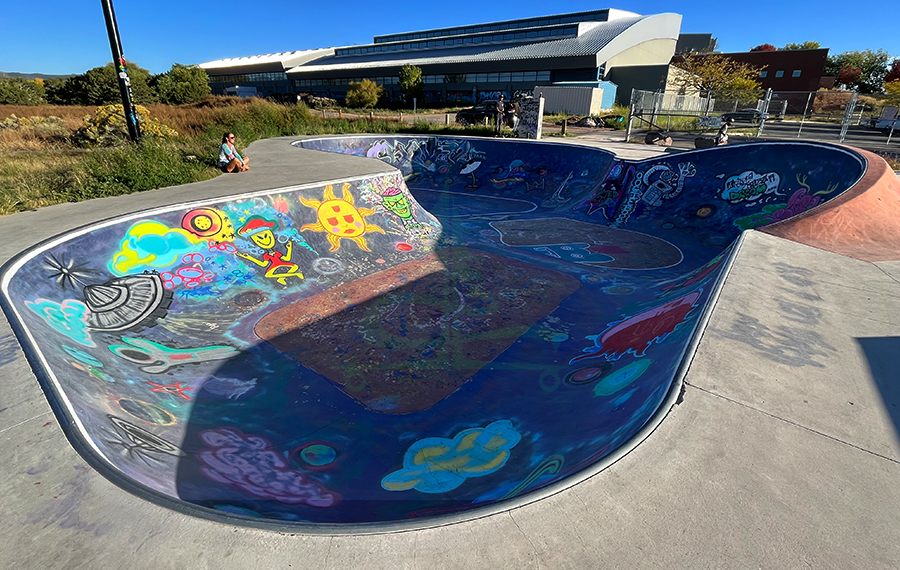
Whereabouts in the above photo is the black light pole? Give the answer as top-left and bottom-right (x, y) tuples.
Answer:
(100, 0), (140, 143)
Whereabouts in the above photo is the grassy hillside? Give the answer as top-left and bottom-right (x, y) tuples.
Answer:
(0, 97), (492, 215)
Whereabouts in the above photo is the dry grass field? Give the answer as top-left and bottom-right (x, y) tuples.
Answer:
(0, 97), (492, 215)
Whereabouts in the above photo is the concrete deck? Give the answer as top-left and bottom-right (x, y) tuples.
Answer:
(1, 136), (898, 569)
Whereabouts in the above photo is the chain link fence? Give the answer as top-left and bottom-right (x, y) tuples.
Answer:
(626, 88), (900, 152)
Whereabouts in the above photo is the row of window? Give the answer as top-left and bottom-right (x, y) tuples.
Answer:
(424, 71), (552, 84)
(760, 70), (802, 78)
(337, 28), (575, 57)
(294, 71), (552, 88)
(210, 72), (287, 83)
(295, 76), (401, 87)
(375, 11), (606, 43)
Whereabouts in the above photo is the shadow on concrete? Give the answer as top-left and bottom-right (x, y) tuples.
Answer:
(172, 242), (711, 527)
(856, 337), (900, 443)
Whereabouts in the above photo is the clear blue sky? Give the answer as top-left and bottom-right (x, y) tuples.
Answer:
(1, 0), (896, 75)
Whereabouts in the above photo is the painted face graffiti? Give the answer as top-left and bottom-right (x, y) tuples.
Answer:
(381, 188), (413, 221)
(234, 216), (305, 285)
(299, 183), (385, 251)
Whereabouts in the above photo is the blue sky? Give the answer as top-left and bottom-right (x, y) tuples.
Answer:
(1, 0), (896, 75)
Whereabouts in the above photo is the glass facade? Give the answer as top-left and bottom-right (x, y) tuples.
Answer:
(373, 9), (609, 43)
(209, 72), (288, 84)
(337, 27), (576, 57)
(294, 71), (551, 88)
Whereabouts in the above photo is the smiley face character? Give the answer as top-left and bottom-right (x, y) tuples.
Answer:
(381, 187), (413, 221)
(248, 228), (276, 249)
(235, 216), (304, 285)
(237, 216), (276, 245)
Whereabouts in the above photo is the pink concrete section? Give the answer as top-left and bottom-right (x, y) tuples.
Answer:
(762, 148), (900, 262)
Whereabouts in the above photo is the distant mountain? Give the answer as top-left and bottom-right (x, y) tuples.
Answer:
(0, 71), (75, 80)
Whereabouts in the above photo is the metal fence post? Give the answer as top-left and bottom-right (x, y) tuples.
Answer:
(757, 89), (772, 138)
(839, 91), (858, 143)
(797, 92), (813, 138)
(624, 89), (636, 142)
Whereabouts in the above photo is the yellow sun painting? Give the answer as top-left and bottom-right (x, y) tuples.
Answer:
(299, 183), (385, 251)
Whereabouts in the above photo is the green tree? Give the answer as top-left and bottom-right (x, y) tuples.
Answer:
(825, 50), (891, 93)
(153, 64), (211, 105)
(782, 41), (821, 50)
(671, 54), (763, 96)
(345, 79), (383, 108)
(0, 77), (45, 105)
(398, 64), (424, 105)
(44, 77), (78, 105)
(60, 61), (156, 105)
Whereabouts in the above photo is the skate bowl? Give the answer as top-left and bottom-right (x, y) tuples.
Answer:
(0, 135), (879, 532)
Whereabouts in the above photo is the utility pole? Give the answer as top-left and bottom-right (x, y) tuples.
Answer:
(100, 0), (140, 143)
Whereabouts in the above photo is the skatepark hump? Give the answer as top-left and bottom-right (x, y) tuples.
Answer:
(0, 135), (874, 530)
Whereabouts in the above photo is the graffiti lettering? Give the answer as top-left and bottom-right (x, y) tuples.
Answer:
(718, 170), (780, 204)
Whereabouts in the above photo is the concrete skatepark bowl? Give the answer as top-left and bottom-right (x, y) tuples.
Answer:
(0, 135), (879, 531)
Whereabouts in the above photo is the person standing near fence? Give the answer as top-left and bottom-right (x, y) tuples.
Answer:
(716, 118), (733, 146)
(495, 95), (506, 136)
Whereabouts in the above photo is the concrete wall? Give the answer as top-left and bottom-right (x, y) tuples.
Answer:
(606, 64), (670, 106)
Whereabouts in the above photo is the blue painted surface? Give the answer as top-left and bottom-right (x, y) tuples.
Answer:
(1, 136), (865, 525)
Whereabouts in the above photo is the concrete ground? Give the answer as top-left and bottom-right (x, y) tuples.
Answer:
(1, 136), (898, 570)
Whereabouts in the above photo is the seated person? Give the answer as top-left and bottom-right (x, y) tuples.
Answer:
(218, 132), (250, 172)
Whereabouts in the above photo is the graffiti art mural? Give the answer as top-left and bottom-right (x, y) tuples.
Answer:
(0, 136), (865, 526)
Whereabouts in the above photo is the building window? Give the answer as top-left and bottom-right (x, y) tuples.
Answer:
(792, 70), (801, 77)
(759, 71), (767, 78)
(775, 70), (784, 78)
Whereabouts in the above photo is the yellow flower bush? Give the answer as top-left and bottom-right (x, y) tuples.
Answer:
(75, 104), (178, 146)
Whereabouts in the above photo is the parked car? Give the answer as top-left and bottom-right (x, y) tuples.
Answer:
(721, 109), (769, 124)
(875, 117), (900, 134)
(455, 101), (502, 126)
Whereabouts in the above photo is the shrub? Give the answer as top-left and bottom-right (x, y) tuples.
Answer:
(74, 104), (178, 147)
(0, 78), (46, 105)
(346, 79), (383, 108)
(76, 140), (211, 199)
(0, 114), (68, 137)
(303, 95), (339, 109)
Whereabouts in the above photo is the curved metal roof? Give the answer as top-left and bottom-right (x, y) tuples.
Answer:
(286, 14), (679, 75)
(199, 49), (334, 71)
